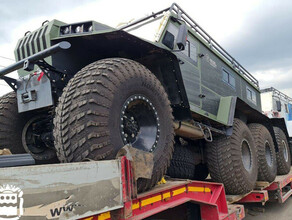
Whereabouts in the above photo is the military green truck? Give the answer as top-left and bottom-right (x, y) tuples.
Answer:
(0, 3), (290, 195)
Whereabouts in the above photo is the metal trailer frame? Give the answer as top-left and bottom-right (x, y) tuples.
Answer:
(80, 157), (244, 220)
(0, 155), (244, 220)
(227, 168), (292, 205)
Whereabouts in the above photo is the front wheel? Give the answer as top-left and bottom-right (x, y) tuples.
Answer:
(0, 92), (57, 163)
(54, 58), (174, 192)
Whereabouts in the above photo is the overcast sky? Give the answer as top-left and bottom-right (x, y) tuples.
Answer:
(0, 0), (292, 97)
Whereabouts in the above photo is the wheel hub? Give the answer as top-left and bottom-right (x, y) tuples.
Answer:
(241, 139), (252, 172)
(22, 115), (53, 154)
(265, 141), (273, 167)
(120, 95), (160, 152)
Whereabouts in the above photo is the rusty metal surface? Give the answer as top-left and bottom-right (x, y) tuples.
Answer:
(0, 159), (123, 219)
(0, 148), (12, 155)
(117, 145), (154, 180)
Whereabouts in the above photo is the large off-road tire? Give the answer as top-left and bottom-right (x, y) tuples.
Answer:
(273, 127), (291, 175)
(0, 92), (57, 163)
(206, 118), (258, 195)
(167, 143), (196, 180)
(0, 92), (26, 153)
(54, 58), (174, 192)
(248, 124), (277, 182)
(167, 143), (209, 181)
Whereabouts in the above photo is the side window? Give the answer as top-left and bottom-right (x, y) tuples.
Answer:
(246, 86), (257, 104)
(181, 40), (190, 57)
(222, 68), (235, 88)
(189, 41), (197, 62)
(285, 104), (289, 113)
(276, 100), (282, 112)
(180, 36), (198, 64)
(165, 23), (198, 64)
(162, 31), (175, 49)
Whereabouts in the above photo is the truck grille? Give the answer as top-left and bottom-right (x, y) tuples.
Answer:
(15, 25), (49, 61)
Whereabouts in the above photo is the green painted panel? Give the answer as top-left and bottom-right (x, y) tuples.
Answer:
(217, 96), (233, 125)
(14, 20), (66, 77)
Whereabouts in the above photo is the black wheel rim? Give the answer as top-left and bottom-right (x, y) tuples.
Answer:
(241, 139), (252, 172)
(265, 141), (273, 167)
(22, 115), (51, 154)
(120, 95), (160, 152)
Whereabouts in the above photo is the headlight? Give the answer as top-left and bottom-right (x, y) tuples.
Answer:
(63, 26), (70, 34)
(75, 26), (82, 33)
(60, 22), (93, 36)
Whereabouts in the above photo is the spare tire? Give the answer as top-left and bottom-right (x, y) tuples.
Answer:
(273, 127), (291, 175)
(248, 123), (277, 182)
(206, 118), (258, 195)
(54, 58), (174, 192)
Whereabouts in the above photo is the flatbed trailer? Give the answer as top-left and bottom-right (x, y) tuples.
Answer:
(0, 155), (244, 220)
(226, 168), (292, 206)
(2, 153), (292, 220)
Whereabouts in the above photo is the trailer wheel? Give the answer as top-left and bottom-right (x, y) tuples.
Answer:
(273, 127), (291, 175)
(54, 58), (174, 192)
(0, 92), (27, 154)
(167, 143), (196, 179)
(206, 118), (257, 195)
(248, 124), (276, 182)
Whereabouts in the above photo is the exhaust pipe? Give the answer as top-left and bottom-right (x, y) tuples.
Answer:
(174, 122), (204, 140)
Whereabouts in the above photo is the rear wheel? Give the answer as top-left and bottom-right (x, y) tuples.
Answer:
(274, 127), (291, 175)
(54, 58), (174, 192)
(248, 124), (277, 182)
(167, 143), (196, 180)
(206, 118), (258, 195)
(167, 141), (209, 181)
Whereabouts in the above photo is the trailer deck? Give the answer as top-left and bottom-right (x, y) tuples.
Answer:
(226, 168), (292, 205)
(2, 153), (292, 219)
(0, 155), (244, 220)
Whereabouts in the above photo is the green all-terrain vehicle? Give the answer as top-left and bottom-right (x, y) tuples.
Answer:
(0, 3), (290, 194)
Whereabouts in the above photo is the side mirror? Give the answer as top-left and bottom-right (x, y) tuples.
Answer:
(176, 24), (187, 50)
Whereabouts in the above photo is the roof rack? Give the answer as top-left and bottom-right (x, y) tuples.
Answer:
(120, 3), (259, 88)
(261, 87), (292, 103)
